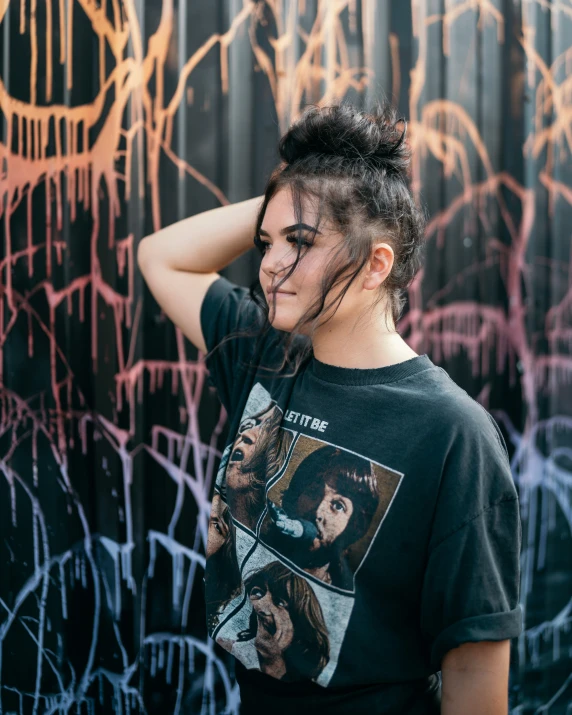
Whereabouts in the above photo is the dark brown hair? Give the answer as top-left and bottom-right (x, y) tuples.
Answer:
(209, 100), (427, 378)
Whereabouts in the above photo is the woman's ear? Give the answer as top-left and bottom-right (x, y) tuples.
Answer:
(363, 242), (394, 290)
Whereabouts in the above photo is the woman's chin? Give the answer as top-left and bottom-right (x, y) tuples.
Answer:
(268, 312), (297, 333)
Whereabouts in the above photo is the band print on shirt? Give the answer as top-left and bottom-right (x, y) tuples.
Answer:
(204, 382), (404, 686)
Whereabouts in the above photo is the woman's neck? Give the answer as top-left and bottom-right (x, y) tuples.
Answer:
(311, 319), (418, 369)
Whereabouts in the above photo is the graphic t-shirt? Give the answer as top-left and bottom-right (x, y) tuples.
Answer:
(200, 276), (523, 715)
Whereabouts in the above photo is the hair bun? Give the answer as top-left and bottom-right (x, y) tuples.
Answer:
(278, 103), (409, 174)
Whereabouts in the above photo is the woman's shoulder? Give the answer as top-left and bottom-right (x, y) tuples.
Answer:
(416, 367), (518, 535)
(406, 362), (510, 456)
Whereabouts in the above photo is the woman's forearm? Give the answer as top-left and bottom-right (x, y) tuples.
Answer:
(137, 194), (264, 274)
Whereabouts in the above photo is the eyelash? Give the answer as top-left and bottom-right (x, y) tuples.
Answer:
(253, 234), (313, 254)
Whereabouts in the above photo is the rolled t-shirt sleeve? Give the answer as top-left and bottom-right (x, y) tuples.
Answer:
(420, 406), (523, 672)
(200, 276), (264, 417)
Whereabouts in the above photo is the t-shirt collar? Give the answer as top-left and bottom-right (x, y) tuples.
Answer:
(308, 353), (434, 386)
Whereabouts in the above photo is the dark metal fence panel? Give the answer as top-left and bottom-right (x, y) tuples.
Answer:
(0, 1), (570, 712)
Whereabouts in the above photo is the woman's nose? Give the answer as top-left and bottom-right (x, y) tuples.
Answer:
(261, 243), (294, 278)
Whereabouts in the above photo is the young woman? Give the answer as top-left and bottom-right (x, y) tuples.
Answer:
(138, 103), (522, 715)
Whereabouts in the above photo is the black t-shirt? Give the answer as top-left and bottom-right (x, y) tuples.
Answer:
(200, 276), (523, 715)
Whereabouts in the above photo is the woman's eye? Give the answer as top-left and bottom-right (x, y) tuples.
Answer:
(286, 234), (312, 249)
(253, 234), (312, 254)
(253, 235), (270, 253)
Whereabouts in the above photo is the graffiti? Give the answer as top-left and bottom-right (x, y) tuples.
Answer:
(0, 0), (571, 712)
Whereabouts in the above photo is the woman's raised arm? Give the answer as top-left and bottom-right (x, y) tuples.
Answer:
(137, 195), (264, 353)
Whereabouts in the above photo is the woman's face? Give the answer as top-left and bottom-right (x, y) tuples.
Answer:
(257, 189), (346, 333)
(257, 187), (396, 335)
(249, 582), (294, 657)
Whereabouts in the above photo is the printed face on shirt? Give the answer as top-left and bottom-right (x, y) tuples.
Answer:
(205, 493), (243, 635)
(302, 482), (355, 551)
(224, 401), (294, 533)
(226, 407), (274, 491)
(260, 443), (383, 590)
(248, 581), (294, 658)
(284, 446), (378, 554)
(234, 560), (330, 681)
(206, 493), (228, 558)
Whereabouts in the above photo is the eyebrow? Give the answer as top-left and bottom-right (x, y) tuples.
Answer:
(258, 223), (322, 237)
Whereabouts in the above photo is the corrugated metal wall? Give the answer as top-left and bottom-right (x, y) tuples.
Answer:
(1, 1), (571, 712)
